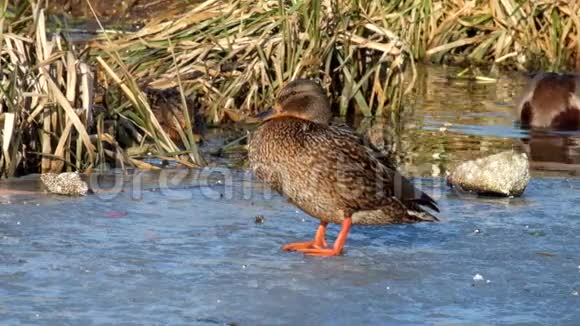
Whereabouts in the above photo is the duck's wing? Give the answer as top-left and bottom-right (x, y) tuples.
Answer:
(329, 122), (439, 213)
(330, 122), (397, 168)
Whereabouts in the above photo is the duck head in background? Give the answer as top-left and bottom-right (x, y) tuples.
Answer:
(515, 72), (580, 130)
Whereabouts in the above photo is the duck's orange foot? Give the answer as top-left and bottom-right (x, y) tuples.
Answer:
(299, 247), (343, 257)
(296, 218), (352, 257)
(282, 222), (329, 252)
(282, 240), (328, 252)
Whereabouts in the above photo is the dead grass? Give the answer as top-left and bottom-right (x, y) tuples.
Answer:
(93, 0), (415, 122)
(0, 3), (204, 178)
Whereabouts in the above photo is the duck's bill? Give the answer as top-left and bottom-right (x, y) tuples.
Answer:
(250, 108), (276, 121)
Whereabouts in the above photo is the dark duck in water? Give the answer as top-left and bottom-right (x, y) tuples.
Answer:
(516, 72), (580, 130)
(248, 79), (439, 256)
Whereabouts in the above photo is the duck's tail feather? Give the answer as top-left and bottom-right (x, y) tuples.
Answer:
(412, 191), (439, 213)
(393, 171), (440, 213)
(406, 209), (439, 222)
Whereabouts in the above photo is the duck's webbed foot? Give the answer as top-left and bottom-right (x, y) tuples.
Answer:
(300, 218), (352, 257)
(282, 222), (328, 252)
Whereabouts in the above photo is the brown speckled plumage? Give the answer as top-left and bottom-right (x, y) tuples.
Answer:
(516, 73), (580, 130)
(248, 79), (439, 227)
(147, 88), (206, 145)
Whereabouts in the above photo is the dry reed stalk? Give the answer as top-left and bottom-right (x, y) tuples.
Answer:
(93, 0), (414, 121)
(0, 3), (177, 177)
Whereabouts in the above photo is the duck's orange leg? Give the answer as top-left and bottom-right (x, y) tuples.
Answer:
(282, 222), (329, 252)
(300, 218), (352, 257)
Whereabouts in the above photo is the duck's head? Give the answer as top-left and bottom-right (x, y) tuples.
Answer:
(253, 79), (332, 125)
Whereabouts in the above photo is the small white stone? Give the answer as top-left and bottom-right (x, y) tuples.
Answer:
(40, 172), (88, 196)
(473, 273), (484, 281)
(572, 291), (579, 296)
(241, 264), (247, 269)
(486, 280), (491, 284)
(385, 286), (390, 290)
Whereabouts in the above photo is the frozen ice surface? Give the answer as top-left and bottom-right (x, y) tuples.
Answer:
(0, 171), (579, 325)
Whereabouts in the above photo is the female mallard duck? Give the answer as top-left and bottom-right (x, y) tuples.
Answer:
(248, 79), (439, 256)
(516, 72), (580, 130)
